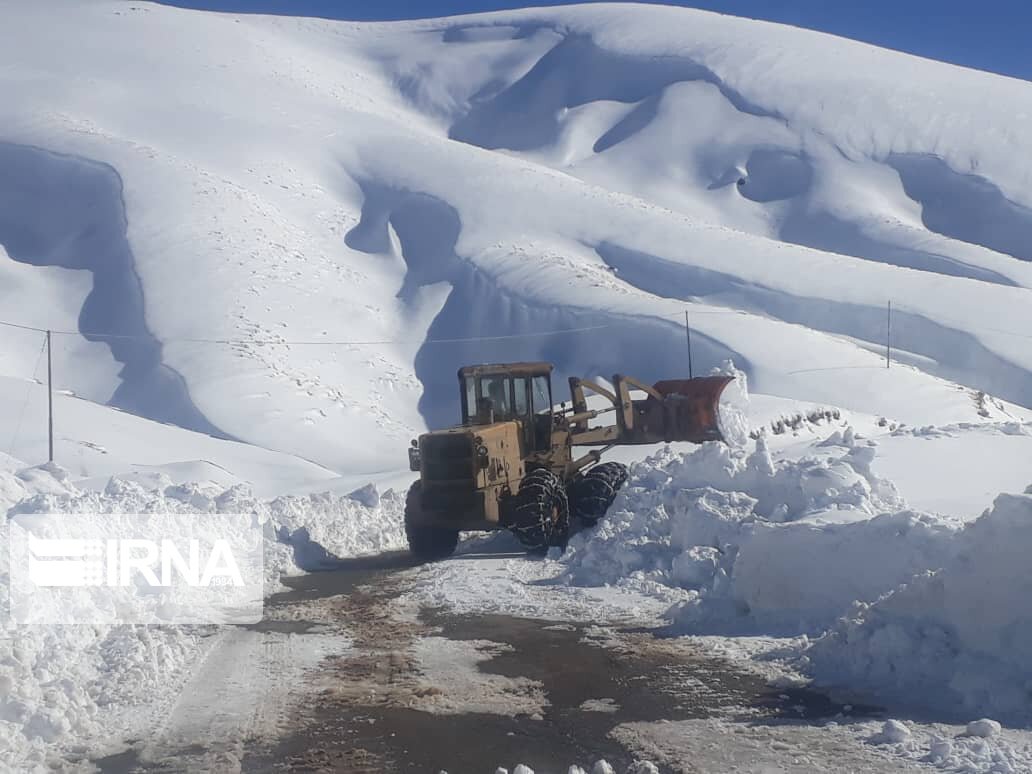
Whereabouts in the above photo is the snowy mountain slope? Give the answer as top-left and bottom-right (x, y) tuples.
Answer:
(2, 1), (1032, 477)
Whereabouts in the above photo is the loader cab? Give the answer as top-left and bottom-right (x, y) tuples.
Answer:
(458, 363), (554, 452)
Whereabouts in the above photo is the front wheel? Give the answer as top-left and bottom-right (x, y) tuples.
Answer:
(569, 462), (629, 527)
(509, 468), (569, 553)
(405, 481), (459, 561)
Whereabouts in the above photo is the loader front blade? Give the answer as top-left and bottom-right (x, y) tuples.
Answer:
(637, 375), (735, 444)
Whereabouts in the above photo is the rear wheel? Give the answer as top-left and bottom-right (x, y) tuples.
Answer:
(404, 481), (459, 561)
(570, 462), (629, 526)
(509, 468), (569, 553)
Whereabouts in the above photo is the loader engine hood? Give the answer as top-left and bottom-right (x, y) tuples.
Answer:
(415, 422), (523, 490)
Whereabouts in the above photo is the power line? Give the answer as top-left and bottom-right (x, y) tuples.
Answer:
(0, 319), (610, 346)
(0, 319), (50, 335)
(0, 308), (744, 347)
(890, 303), (1032, 341)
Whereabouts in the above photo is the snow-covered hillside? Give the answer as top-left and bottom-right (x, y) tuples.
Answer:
(2, 0), (1032, 482)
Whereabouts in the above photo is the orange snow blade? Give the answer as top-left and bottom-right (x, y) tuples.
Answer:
(637, 375), (734, 444)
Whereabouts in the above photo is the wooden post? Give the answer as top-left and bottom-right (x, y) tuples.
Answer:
(685, 310), (694, 379)
(886, 301), (892, 369)
(47, 330), (54, 463)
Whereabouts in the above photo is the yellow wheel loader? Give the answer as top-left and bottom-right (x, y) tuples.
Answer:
(404, 362), (734, 559)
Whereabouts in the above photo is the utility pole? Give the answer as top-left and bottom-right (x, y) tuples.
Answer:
(886, 301), (892, 369)
(47, 330), (54, 463)
(685, 310), (694, 379)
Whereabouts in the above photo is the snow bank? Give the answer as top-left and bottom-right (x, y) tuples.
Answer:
(561, 436), (961, 633)
(0, 616), (202, 770)
(729, 509), (961, 633)
(267, 487), (407, 568)
(808, 492), (1032, 724)
(0, 467), (27, 514)
(557, 436), (1032, 726)
(6, 468), (406, 587)
(0, 463), (404, 769)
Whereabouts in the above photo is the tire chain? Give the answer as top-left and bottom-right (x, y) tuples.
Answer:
(570, 462), (629, 526)
(510, 468), (569, 551)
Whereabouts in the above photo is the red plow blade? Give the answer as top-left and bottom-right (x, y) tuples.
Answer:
(630, 375), (736, 444)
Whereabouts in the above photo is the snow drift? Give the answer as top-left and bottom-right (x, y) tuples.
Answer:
(808, 491), (1032, 724)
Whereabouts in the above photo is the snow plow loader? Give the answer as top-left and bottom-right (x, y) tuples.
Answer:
(404, 362), (734, 559)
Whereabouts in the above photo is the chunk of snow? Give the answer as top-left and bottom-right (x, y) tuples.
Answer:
(966, 719), (1002, 738)
(872, 719), (911, 745)
(928, 735), (953, 762)
(347, 483), (381, 508)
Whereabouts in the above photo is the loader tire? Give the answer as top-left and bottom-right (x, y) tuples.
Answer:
(570, 462), (628, 527)
(405, 481), (459, 561)
(510, 468), (569, 553)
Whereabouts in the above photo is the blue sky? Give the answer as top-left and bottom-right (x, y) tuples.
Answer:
(157, 0), (1032, 82)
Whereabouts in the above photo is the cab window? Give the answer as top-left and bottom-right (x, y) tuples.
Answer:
(532, 375), (551, 414)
